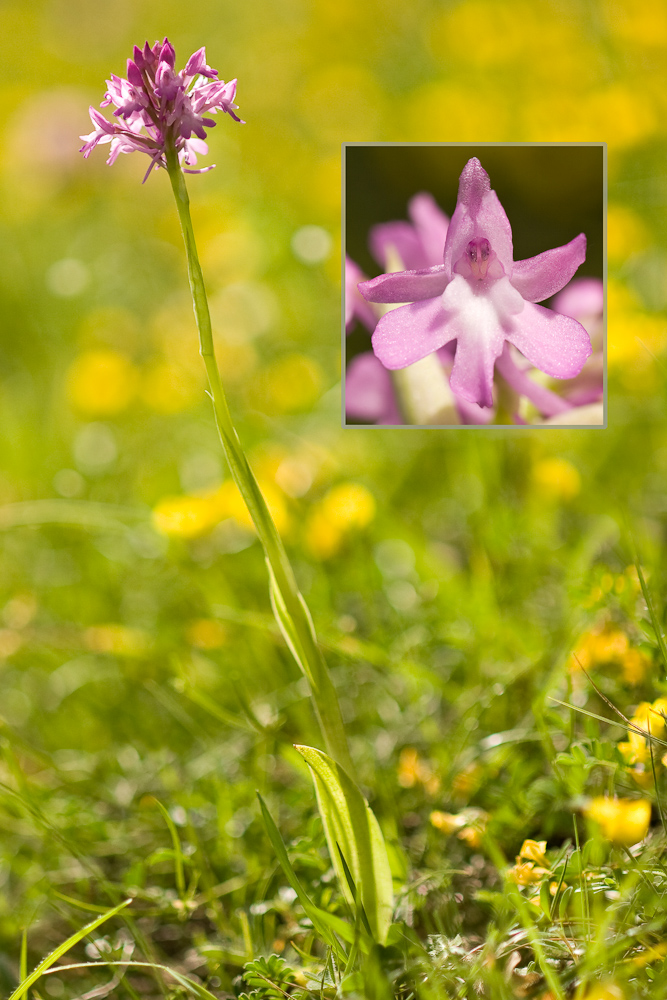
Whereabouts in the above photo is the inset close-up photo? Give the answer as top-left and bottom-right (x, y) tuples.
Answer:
(344, 143), (605, 427)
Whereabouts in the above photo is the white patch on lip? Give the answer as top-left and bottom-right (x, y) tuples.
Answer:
(441, 274), (524, 343)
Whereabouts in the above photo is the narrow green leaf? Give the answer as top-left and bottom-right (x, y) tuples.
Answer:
(154, 798), (186, 897)
(294, 745), (393, 945)
(35, 961), (219, 1000)
(256, 793), (348, 960)
(267, 564), (311, 684)
(17, 930), (28, 1000)
(336, 842), (372, 938)
(7, 898), (132, 1000)
(636, 561), (667, 670)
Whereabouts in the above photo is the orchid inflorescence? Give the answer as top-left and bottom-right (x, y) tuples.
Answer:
(346, 157), (603, 426)
(79, 38), (244, 182)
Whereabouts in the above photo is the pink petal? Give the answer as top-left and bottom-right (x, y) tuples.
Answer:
(359, 265), (450, 304)
(552, 276), (604, 319)
(454, 396), (494, 424)
(346, 352), (402, 424)
(372, 297), (454, 369)
(408, 192), (449, 266)
(506, 302), (592, 379)
(448, 324), (505, 409)
(510, 234), (587, 302)
(369, 221), (428, 270)
(443, 158), (513, 277)
(495, 345), (570, 416)
(345, 257), (378, 332)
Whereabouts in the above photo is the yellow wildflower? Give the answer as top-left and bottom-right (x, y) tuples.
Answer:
(531, 457), (581, 501)
(458, 826), (484, 850)
(305, 482), (375, 559)
(210, 478), (290, 536)
(619, 696), (667, 783)
(397, 747), (440, 794)
(508, 861), (551, 887)
(580, 983), (625, 1000)
(252, 354), (324, 413)
(451, 763), (483, 801)
(633, 700), (667, 738)
(141, 361), (201, 413)
(631, 941), (667, 966)
(651, 697), (667, 731)
(620, 647), (650, 685)
(584, 796), (651, 846)
(84, 624), (149, 657)
(321, 482), (376, 529)
(398, 747), (424, 788)
(518, 839), (549, 867)
(568, 627), (633, 673)
(618, 730), (650, 767)
(152, 495), (219, 539)
(186, 619), (228, 650)
(430, 808), (487, 849)
(430, 810), (461, 835)
(67, 349), (139, 416)
(508, 840), (552, 886)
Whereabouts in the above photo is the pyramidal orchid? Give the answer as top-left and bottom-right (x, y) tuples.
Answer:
(359, 158), (592, 409)
(79, 38), (244, 182)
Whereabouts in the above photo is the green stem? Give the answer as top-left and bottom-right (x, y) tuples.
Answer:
(165, 150), (354, 778)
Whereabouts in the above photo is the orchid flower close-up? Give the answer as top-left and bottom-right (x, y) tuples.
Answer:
(358, 157), (595, 413)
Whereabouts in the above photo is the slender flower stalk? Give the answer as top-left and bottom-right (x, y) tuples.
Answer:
(166, 167), (354, 776)
(81, 39), (354, 776)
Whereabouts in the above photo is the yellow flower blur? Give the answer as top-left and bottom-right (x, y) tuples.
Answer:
(152, 495), (220, 539)
(305, 482), (376, 559)
(430, 808), (488, 849)
(531, 457), (581, 501)
(580, 983), (625, 1000)
(211, 478), (290, 536)
(141, 361), (202, 413)
(186, 618), (228, 649)
(518, 839), (549, 867)
(584, 796), (651, 846)
(397, 747), (440, 794)
(508, 861), (550, 887)
(84, 624), (149, 656)
(67, 349), (139, 416)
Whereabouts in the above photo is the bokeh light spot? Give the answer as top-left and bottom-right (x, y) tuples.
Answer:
(291, 225), (332, 265)
(47, 258), (89, 297)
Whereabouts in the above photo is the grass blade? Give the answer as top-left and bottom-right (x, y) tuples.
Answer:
(257, 792), (348, 960)
(7, 898), (132, 1000)
(153, 798), (186, 898)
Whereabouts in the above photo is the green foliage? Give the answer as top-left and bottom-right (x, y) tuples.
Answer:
(295, 745), (394, 945)
(239, 954), (298, 999)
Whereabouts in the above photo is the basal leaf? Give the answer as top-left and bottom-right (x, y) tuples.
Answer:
(294, 745), (393, 944)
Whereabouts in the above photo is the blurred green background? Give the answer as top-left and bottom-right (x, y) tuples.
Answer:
(1, 0), (667, 991)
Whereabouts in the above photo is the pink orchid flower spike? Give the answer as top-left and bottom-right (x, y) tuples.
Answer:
(80, 38), (244, 182)
(359, 157), (592, 409)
